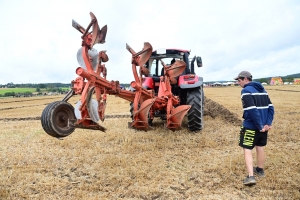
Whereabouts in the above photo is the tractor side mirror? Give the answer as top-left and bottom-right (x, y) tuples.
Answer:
(196, 57), (202, 67)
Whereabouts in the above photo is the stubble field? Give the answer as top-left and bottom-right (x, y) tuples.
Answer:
(0, 85), (299, 199)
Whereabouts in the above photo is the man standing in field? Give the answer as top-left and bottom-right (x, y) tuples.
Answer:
(235, 71), (274, 186)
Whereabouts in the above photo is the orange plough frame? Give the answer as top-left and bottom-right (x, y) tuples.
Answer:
(68, 12), (190, 132)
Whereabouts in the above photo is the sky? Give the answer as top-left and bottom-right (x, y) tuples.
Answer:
(0, 0), (299, 84)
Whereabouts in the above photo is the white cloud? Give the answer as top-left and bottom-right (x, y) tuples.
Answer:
(0, 0), (299, 84)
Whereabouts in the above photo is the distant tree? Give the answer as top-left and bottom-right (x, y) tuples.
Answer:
(36, 87), (41, 92)
(24, 91), (33, 96)
(4, 92), (15, 97)
(57, 88), (64, 93)
(7, 82), (15, 88)
(48, 84), (54, 89)
(259, 78), (267, 83)
(38, 84), (46, 88)
(286, 77), (294, 83)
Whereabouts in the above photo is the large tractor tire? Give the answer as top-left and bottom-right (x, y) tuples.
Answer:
(41, 101), (76, 138)
(186, 86), (204, 131)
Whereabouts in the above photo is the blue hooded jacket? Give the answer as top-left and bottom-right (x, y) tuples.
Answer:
(241, 82), (274, 130)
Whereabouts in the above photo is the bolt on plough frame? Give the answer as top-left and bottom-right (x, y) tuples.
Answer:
(41, 12), (204, 138)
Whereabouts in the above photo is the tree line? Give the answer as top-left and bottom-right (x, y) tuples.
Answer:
(2, 82), (71, 89)
(0, 83), (71, 97)
(0, 82), (131, 97)
(254, 77), (295, 84)
(1, 82), (131, 89)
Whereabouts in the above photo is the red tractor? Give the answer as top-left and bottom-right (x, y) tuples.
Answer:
(134, 49), (204, 131)
(41, 12), (204, 138)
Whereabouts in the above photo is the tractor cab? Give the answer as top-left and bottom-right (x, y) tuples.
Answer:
(147, 49), (190, 77)
(143, 48), (202, 95)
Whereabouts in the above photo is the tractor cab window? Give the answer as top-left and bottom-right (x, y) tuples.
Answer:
(148, 59), (156, 75)
(149, 57), (182, 76)
(158, 58), (176, 76)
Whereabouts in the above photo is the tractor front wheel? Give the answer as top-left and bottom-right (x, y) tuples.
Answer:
(186, 86), (204, 131)
(41, 101), (76, 138)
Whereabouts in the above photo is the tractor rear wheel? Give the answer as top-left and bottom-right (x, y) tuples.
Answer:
(41, 101), (75, 138)
(187, 86), (204, 131)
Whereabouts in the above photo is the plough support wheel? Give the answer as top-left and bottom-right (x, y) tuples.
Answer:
(41, 101), (76, 138)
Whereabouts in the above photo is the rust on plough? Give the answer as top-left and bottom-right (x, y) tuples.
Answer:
(41, 12), (204, 138)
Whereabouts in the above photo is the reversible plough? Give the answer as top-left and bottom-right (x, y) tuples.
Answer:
(41, 12), (204, 138)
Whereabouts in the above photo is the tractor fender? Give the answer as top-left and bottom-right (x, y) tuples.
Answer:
(129, 77), (153, 92)
(178, 75), (203, 89)
(142, 77), (154, 89)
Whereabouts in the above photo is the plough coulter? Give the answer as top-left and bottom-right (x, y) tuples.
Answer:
(41, 12), (204, 138)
